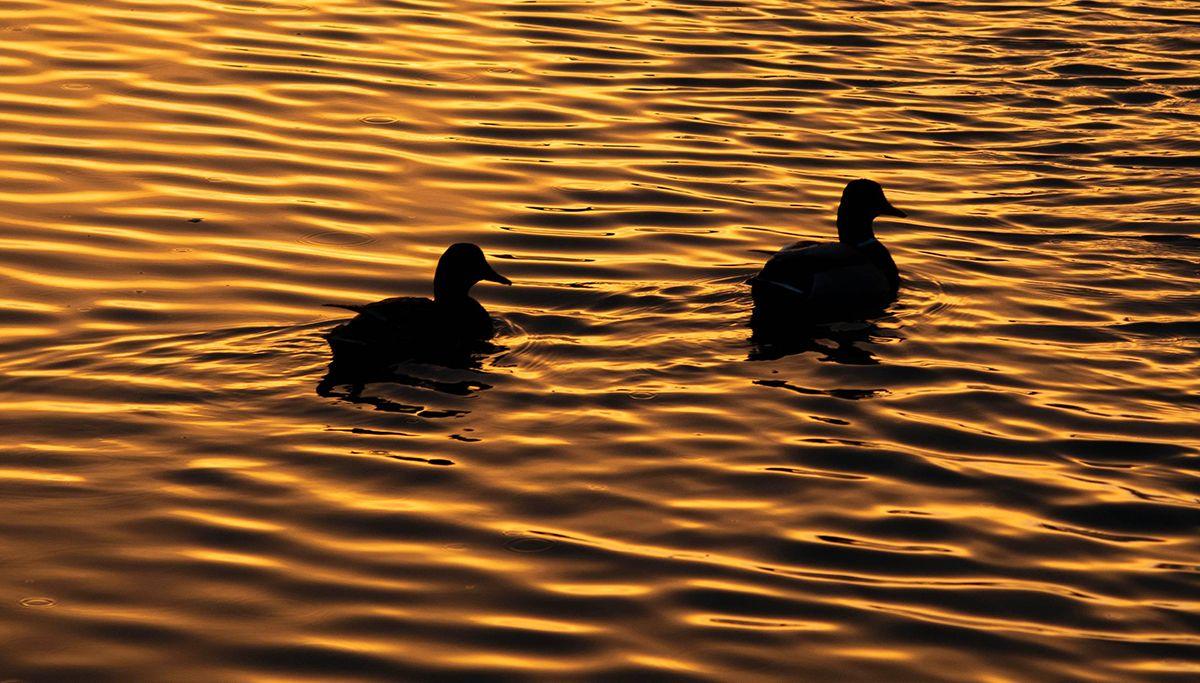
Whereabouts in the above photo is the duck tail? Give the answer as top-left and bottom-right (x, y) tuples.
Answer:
(323, 303), (365, 314)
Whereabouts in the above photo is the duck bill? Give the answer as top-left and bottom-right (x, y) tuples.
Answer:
(880, 200), (907, 218)
(482, 264), (511, 286)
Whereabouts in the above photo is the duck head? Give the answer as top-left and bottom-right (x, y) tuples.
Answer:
(836, 179), (906, 245)
(433, 243), (511, 301)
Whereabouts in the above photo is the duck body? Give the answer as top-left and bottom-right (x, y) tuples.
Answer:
(750, 179), (905, 324)
(751, 238), (898, 322)
(325, 295), (494, 360)
(322, 243), (510, 368)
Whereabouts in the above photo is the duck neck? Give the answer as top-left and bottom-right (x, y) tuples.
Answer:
(837, 208), (877, 247)
(842, 216), (898, 293)
(433, 271), (474, 303)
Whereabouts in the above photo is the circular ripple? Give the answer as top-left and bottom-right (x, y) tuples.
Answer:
(892, 270), (952, 322)
(224, 2), (310, 13)
(299, 230), (376, 247)
(428, 71), (472, 82)
(505, 537), (557, 553)
(19, 597), (55, 608)
(360, 115), (398, 125)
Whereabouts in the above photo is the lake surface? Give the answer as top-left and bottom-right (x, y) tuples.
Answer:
(1, 0), (1199, 680)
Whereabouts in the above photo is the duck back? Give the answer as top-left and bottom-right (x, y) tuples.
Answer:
(751, 240), (897, 321)
(325, 296), (495, 359)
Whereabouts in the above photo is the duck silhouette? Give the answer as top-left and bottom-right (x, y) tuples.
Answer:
(749, 179), (906, 324)
(317, 243), (510, 396)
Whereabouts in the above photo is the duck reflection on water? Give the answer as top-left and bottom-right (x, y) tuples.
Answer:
(317, 243), (510, 400)
(748, 317), (896, 365)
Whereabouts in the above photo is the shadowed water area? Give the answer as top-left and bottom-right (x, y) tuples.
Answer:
(1, 0), (1199, 680)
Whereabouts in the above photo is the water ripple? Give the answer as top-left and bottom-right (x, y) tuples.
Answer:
(0, 0), (1197, 680)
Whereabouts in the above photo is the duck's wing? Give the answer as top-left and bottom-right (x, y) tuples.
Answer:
(325, 297), (432, 322)
(751, 242), (867, 298)
(324, 297), (437, 345)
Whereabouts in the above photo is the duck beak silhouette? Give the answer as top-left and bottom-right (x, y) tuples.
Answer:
(481, 262), (511, 286)
(879, 199), (907, 218)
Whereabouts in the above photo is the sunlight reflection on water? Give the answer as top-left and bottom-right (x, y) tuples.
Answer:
(0, 0), (1197, 680)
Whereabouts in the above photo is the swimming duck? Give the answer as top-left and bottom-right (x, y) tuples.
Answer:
(749, 179), (906, 322)
(323, 243), (511, 361)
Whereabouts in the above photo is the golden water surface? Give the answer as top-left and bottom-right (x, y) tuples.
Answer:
(1, 0), (1199, 680)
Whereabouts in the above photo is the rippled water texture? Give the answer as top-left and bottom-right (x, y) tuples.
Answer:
(1, 0), (1199, 680)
